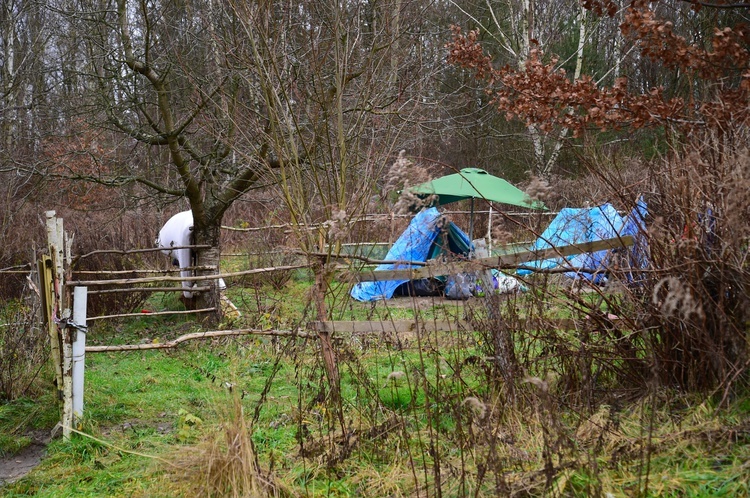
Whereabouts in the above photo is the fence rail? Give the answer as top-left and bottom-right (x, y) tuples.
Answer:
(72, 268), (215, 275)
(75, 245), (211, 261)
(86, 307), (218, 322)
(27, 210), (639, 440)
(218, 209), (558, 232)
(86, 286), (212, 295)
(349, 236), (635, 282)
(66, 263), (308, 287)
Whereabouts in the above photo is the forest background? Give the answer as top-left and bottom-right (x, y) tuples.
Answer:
(1, 0), (749, 496)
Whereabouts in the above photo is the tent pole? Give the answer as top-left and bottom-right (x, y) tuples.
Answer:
(469, 198), (475, 245)
(487, 205), (493, 254)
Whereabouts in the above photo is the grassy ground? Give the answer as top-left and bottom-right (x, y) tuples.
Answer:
(1, 276), (749, 497)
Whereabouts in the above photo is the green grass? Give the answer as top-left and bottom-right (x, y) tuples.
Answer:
(3, 341), (749, 497)
(2, 278), (749, 497)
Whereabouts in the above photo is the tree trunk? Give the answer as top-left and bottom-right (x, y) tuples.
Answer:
(311, 259), (345, 434)
(192, 220), (222, 326)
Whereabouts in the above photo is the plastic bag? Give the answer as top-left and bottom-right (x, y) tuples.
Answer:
(445, 273), (476, 300)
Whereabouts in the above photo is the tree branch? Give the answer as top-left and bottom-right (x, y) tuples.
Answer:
(680, 0), (750, 8)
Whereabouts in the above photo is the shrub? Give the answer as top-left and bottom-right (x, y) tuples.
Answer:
(0, 290), (48, 401)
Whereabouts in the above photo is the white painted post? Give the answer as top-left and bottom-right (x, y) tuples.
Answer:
(72, 286), (88, 424)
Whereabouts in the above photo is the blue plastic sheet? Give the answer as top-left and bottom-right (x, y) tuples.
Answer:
(350, 208), (471, 301)
(519, 204), (628, 283)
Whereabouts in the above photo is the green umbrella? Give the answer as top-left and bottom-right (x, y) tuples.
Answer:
(408, 167), (546, 240)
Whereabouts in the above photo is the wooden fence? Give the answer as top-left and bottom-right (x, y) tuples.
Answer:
(33, 210), (634, 439)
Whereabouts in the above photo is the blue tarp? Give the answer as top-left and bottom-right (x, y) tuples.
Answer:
(350, 207), (472, 301)
(519, 203), (635, 283)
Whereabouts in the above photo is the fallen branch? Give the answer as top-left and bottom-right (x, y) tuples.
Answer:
(85, 328), (314, 352)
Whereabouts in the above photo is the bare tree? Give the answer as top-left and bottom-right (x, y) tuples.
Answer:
(223, 0), (445, 425)
(54, 0), (293, 320)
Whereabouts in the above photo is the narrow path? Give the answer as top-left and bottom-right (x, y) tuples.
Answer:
(0, 431), (50, 487)
(0, 442), (46, 486)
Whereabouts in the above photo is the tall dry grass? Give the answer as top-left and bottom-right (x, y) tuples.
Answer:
(171, 397), (285, 498)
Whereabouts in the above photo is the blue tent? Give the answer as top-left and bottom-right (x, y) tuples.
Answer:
(350, 207), (472, 301)
(519, 203), (638, 283)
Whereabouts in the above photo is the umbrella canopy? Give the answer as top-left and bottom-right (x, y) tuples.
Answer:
(408, 168), (546, 210)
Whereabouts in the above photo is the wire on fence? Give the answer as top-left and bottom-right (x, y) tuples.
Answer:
(86, 308), (218, 322)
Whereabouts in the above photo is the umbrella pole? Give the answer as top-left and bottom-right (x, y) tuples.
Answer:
(469, 198), (475, 245)
(487, 205), (493, 254)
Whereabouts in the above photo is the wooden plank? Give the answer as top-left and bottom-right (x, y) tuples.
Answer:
(309, 320), (472, 334)
(67, 263), (308, 287)
(348, 235), (634, 283)
(310, 317), (617, 335)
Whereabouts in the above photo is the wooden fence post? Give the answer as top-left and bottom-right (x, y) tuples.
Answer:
(38, 255), (63, 401)
(44, 210), (75, 440)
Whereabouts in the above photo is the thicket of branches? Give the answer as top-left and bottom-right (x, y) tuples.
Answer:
(447, 0), (749, 393)
(0, 0), (747, 406)
(1, 2), (749, 495)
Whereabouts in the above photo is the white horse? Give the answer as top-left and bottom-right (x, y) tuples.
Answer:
(157, 210), (235, 316)
(156, 210), (197, 298)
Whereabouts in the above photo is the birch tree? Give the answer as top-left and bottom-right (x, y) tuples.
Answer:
(451, 0), (592, 177)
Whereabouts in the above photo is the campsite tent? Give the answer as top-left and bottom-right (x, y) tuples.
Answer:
(350, 207), (472, 302)
(407, 168), (546, 239)
(518, 202), (647, 283)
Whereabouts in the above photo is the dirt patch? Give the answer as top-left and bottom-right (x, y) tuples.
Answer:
(0, 442), (47, 486)
(100, 417), (174, 438)
(0, 430), (51, 486)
